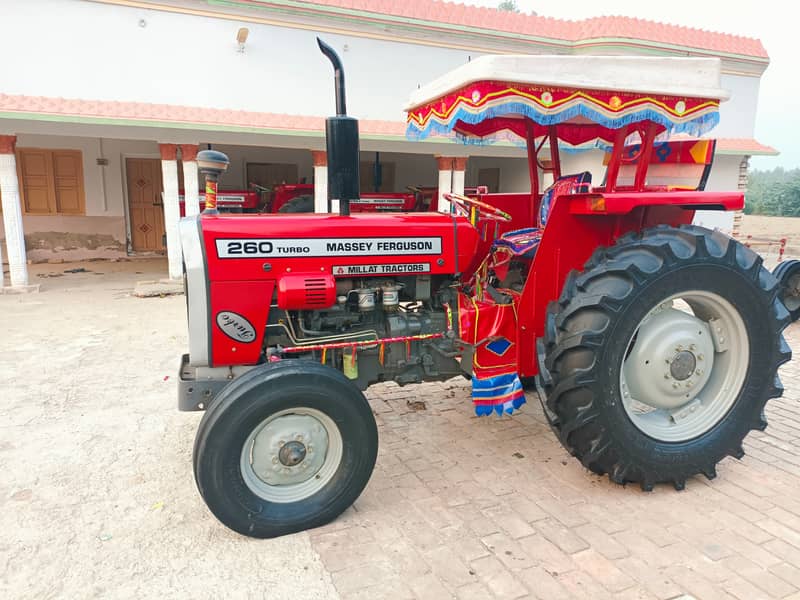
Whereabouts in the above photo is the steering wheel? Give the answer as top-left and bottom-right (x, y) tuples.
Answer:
(444, 193), (512, 224)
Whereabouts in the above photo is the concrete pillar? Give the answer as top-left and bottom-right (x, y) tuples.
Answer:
(436, 156), (454, 213)
(452, 157), (468, 197)
(180, 144), (200, 217)
(159, 143), (182, 280)
(312, 150), (328, 213)
(0, 135), (29, 288)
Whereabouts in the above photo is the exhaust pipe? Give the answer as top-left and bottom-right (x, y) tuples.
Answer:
(317, 38), (360, 216)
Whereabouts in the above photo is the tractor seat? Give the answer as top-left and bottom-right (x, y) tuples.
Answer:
(493, 172), (592, 259)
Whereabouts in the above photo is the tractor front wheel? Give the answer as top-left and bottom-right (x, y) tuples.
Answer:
(541, 225), (791, 490)
(193, 360), (378, 538)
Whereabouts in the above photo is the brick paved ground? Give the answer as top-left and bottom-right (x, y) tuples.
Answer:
(5, 261), (800, 600)
(312, 323), (800, 600)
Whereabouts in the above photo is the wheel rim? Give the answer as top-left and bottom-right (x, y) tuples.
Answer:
(240, 407), (343, 503)
(782, 272), (800, 312)
(620, 291), (749, 442)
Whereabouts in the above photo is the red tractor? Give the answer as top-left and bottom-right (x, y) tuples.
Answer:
(178, 40), (791, 538)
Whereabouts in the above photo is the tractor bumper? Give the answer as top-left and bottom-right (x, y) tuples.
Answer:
(177, 354), (230, 412)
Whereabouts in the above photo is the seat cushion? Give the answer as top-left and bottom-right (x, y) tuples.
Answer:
(538, 171), (592, 227)
(492, 227), (542, 258)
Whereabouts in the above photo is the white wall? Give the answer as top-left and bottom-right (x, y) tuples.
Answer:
(0, 0), (762, 142)
(0, 0), (472, 123)
(466, 157), (532, 193)
(717, 74), (761, 138)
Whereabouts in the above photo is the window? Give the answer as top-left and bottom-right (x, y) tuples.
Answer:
(16, 148), (85, 215)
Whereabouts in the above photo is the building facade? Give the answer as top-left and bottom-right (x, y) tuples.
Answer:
(0, 0), (777, 287)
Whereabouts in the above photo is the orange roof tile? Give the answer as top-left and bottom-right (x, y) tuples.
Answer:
(0, 93), (775, 155)
(717, 138), (777, 155)
(246, 0), (768, 59)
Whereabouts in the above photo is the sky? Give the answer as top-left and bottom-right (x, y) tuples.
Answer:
(464, 0), (797, 170)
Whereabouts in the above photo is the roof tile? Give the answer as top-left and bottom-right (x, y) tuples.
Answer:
(272, 0), (766, 58)
(0, 93), (775, 155)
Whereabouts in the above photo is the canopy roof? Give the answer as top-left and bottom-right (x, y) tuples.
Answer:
(405, 55), (728, 149)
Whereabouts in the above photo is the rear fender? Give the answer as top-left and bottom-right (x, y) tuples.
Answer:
(514, 191), (742, 377)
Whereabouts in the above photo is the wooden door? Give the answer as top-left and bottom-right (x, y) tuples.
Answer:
(16, 149), (86, 214)
(127, 158), (165, 252)
(246, 163), (298, 189)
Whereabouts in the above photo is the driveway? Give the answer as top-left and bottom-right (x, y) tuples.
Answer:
(3, 259), (800, 600)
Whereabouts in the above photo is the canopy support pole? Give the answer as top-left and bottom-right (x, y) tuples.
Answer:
(525, 120), (539, 202)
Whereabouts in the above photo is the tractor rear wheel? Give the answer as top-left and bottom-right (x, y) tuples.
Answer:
(773, 259), (800, 322)
(540, 225), (791, 490)
(193, 360), (378, 538)
(278, 194), (314, 213)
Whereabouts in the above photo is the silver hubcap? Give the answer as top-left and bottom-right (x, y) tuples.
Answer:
(620, 291), (748, 442)
(240, 408), (342, 503)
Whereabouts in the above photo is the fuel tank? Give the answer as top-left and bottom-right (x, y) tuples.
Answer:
(200, 212), (480, 282)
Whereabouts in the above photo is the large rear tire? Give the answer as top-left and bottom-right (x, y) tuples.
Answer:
(540, 225), (791, 490)
(193, 360), (378, 538)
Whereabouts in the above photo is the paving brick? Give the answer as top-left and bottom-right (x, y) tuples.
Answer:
(517, 534), (578, 575)
(506, 495), (548, 523)
(612, 530), (675, 569)
(573, 548), (636, 593)
(721, 555), (797, 598)
(764, 539), (800, 570)
(303, 325), (800, 600)
(615, 557), (682, 600)
(575, 523), (629, 560)
(425, 545), (476, 589)
(536, 497), (589, 528)
(534, 518), (591, 555)
(455, 581), (494, 600)
(480, 532), (536, 571)
(382, 536), (431, 578)
(612, 587), (660, 600)
(770, 563), (800, 590)
(344, 579), (416, 600)
(470, 555), (528, 599)
(721, 575), (773, 600)
(481, 505), (537, 539)
(331, 561), (398, 595)
(664, 565), (735, 600)
(408, 573), (455, 600)
(517, 565), (576, 600)
(558, 568), (615, 600)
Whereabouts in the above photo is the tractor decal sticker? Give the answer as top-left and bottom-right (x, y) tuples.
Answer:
(216, 311), (257, 343)
(333, 263), (431, 276)
(215, 237), (442, 258)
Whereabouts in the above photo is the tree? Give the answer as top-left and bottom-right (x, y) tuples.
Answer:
(746, 167), (800, 216)
(498, 0), (520, 12)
